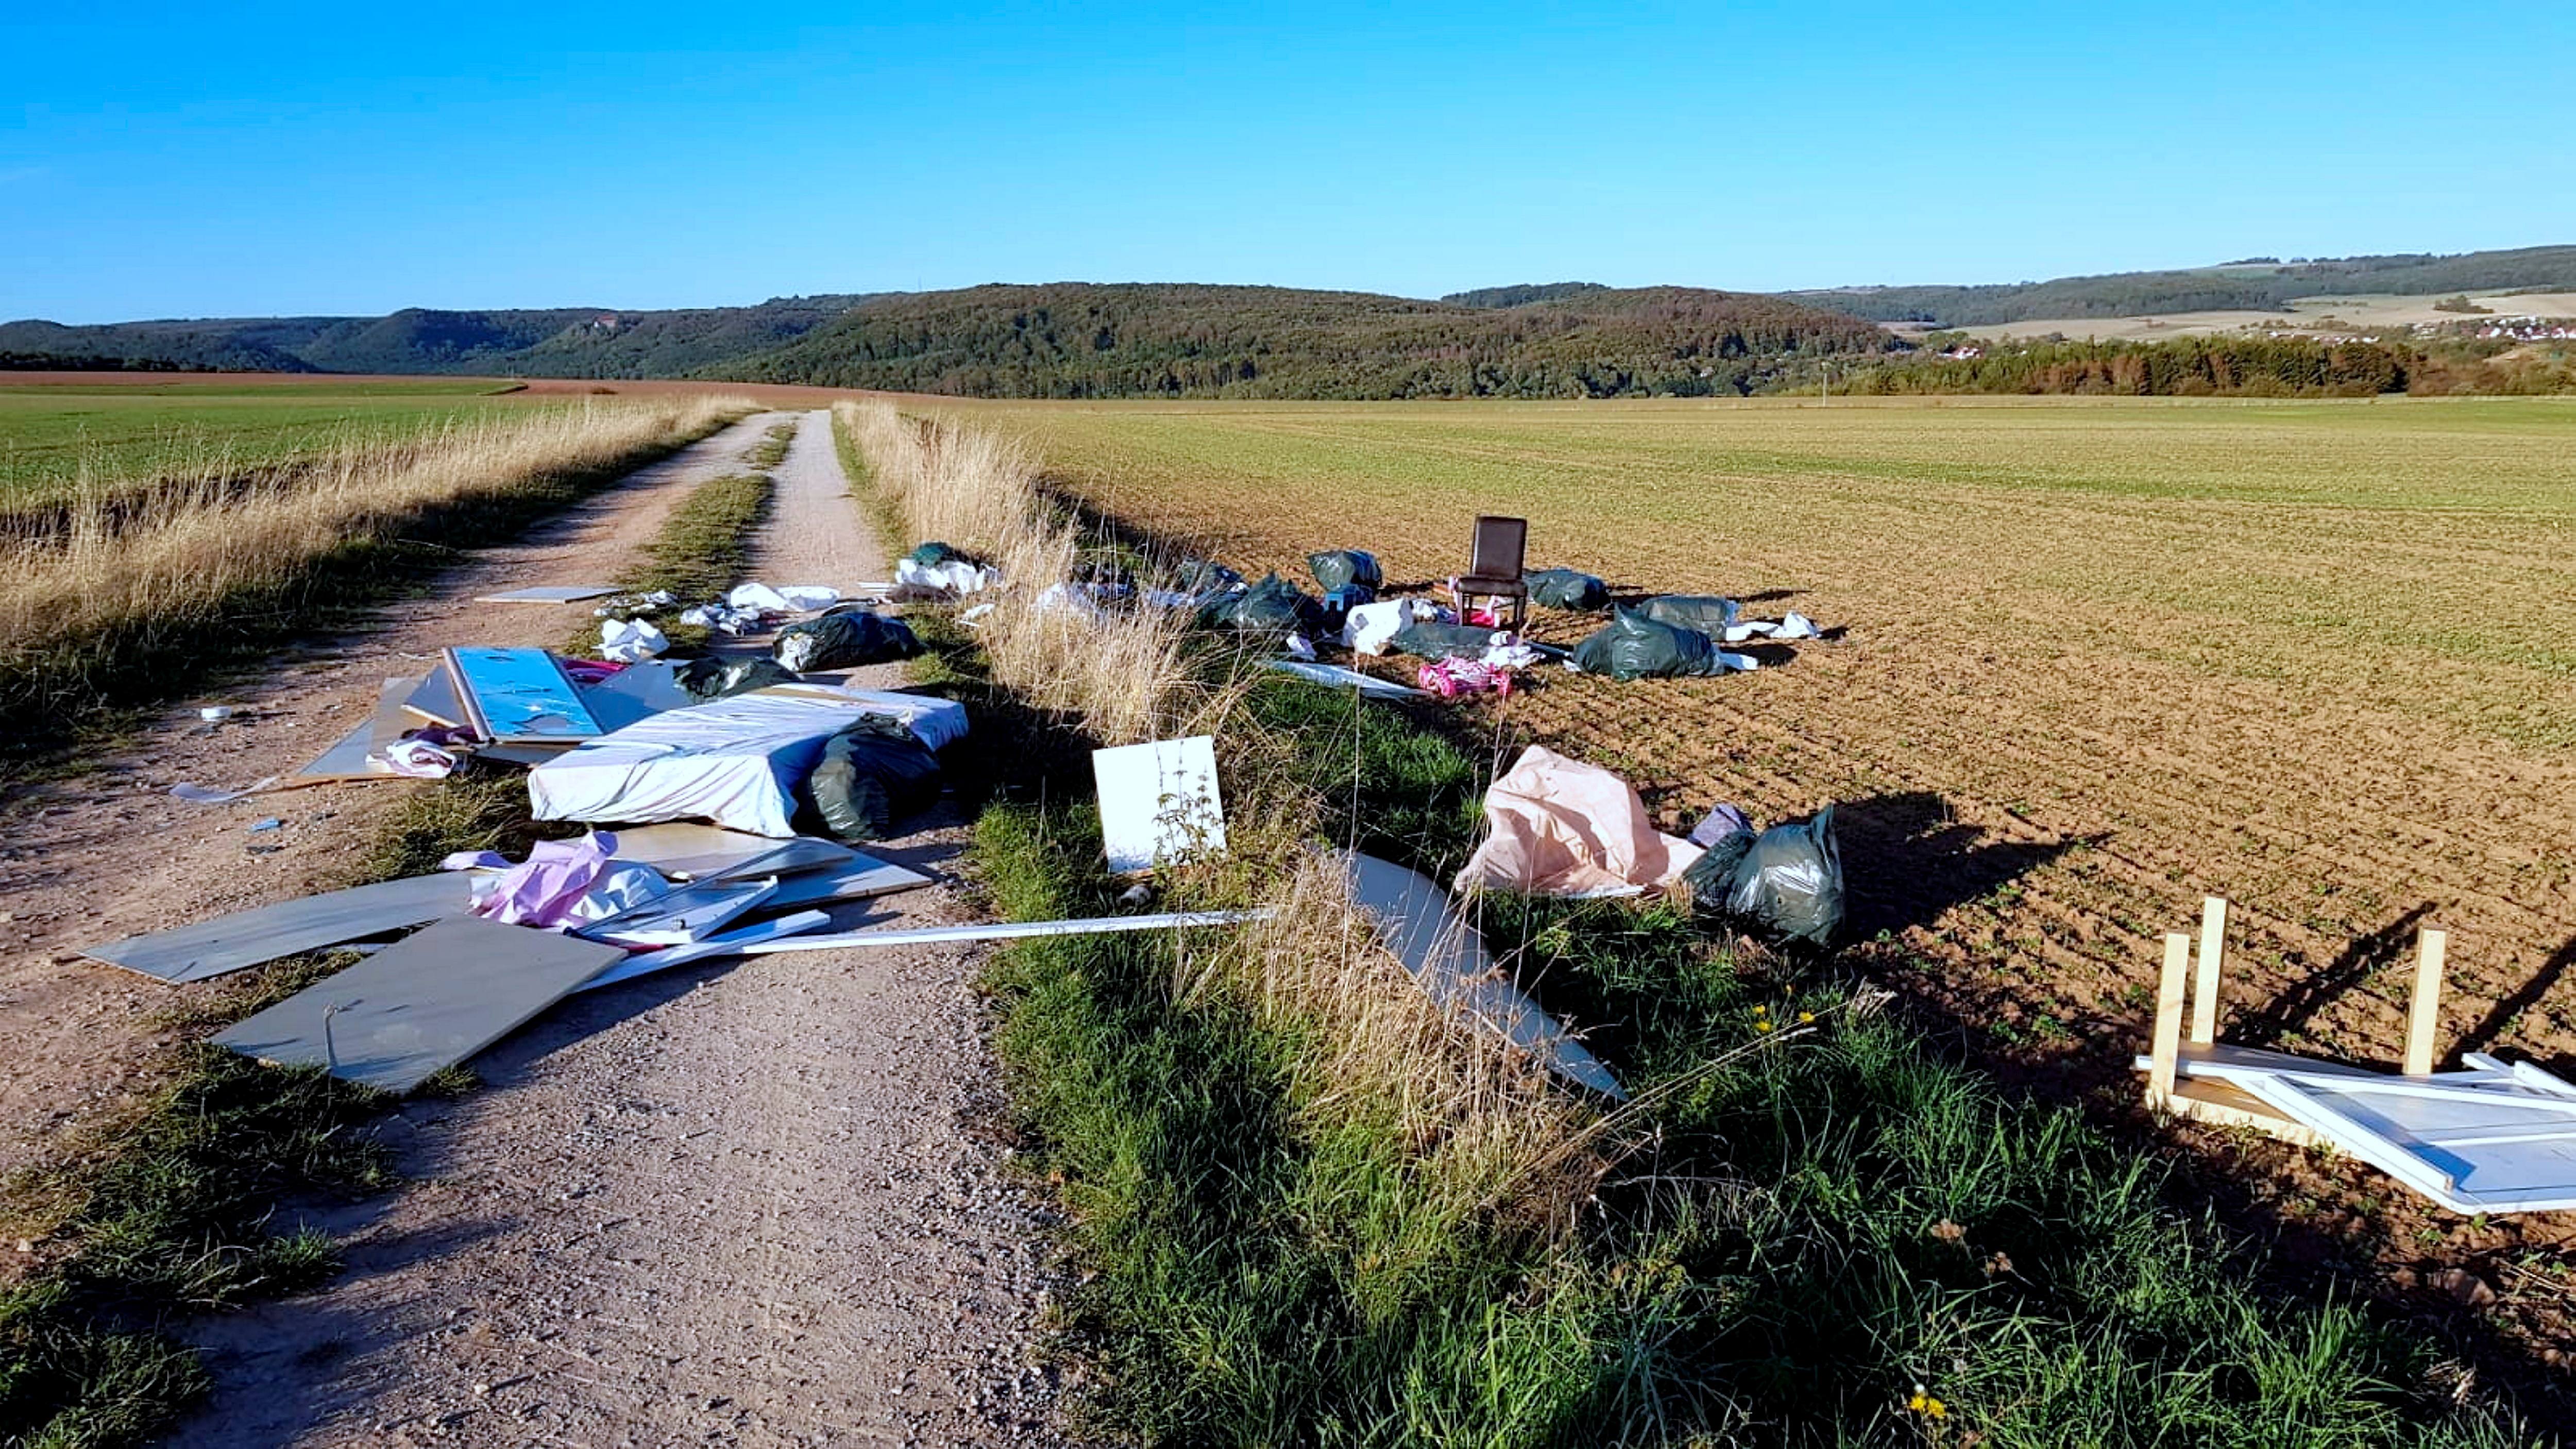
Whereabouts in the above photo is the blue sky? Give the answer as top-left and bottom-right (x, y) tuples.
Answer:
(6, 1), (2572, 322)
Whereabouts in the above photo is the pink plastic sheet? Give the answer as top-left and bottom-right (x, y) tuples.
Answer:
(1452, 746), (1703, 897)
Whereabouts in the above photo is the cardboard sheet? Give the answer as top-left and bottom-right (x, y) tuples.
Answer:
(213, 916), (623, 1094)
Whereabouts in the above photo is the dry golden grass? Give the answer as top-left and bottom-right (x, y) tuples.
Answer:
(0, 395), (751, 720)
(837, 398), (1195, 745)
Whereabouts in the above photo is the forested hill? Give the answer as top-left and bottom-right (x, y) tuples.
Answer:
(1797, 246), (2576, 326)
(0, 296), (881, 378)
(715, 283), (1892, 398)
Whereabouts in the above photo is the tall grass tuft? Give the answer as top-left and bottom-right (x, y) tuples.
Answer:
(836, 398), (1193, 745)
(0, 395), (750, 762)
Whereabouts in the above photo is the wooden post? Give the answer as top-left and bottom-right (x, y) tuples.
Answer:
(2404, 927), (2447, 1076)
(2149, 933), (2192, 1106)
(2191, 896), (2228, 1046)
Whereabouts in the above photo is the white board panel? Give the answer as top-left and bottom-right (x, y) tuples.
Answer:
(1093, 735), (1225, 874)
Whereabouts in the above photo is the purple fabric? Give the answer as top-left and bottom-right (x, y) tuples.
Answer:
(468, 831), (621, 928)
(1687, 804), (1752, 850)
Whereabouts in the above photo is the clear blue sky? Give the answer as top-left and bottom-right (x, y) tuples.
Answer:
(6, 1), (2572, 323)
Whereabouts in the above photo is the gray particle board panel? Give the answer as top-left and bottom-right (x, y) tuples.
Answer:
(606, 824), (859, 881)
(473, 585), (618, 604)
(1344, 851), (1625, 1101)
(758, 856), (934, 909)
(402, 667), (468, 729)
(213, 916), (624, 1094)
(295, 677), (419, 782)
(580, 660), (696, 732)
(83, 873), (478, 984)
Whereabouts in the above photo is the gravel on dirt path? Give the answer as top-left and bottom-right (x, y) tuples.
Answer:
(171, 410), (1071, 1447)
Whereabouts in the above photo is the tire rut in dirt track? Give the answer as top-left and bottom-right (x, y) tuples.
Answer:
(173, 411), (1066, 1447)
(0, 412), (788, 1190)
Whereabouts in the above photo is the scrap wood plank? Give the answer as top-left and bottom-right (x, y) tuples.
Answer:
(402, 667), (468, 729)
(212, 916), (623, 1094)
(444, 646), (605, 745)
(82, 872), (477, 984)
(472, 585), (618, 605)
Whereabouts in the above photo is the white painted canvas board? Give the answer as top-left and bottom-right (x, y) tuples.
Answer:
(1092, 736), (1226, 874)
(2234, 1072), (2576, 1214)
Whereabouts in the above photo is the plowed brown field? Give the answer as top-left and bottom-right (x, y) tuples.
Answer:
(960, 394), (2576, 1334)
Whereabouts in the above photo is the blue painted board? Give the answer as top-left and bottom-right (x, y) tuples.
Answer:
(445, 647), (605, 743)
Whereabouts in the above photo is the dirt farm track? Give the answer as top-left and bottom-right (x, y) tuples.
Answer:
(966, 395), (2576, 1316)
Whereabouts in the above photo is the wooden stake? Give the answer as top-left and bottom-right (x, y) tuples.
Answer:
(2404, 927), (2447, 1076)
(2191, 895), (2228, 1046)
(2149, 933), (2192, 1106)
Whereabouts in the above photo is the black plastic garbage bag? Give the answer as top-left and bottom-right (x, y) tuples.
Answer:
(1197, 573), (1318, 637)
(773, 611), (922, 672)
(1389, 621), (1501, 660)
(1523, 568), (1609, 611)
(1307, 550), (1383, 594)
(1638, 595), (1741, 633)
(802, 715), (943, 843)
(1682, 805), (1843, 946)
(1571, 608), (1730, 680)
(676, 655), (800, 702)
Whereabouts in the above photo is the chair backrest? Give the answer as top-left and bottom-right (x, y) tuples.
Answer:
(1469, 515), (1527, 578)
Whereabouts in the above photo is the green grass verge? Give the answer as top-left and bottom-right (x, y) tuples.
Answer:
(951, 643), (2550, 1444)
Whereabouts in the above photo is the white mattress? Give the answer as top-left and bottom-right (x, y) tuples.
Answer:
(529, 687), (966, 838)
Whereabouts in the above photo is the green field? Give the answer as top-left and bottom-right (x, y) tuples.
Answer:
(0, 378), (532, 503)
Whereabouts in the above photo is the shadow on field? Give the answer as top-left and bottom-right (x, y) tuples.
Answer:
(1831, 790), (2095, 942)
(2463, 929), (2576, 1076)
(2233, 904), (2437, 1058)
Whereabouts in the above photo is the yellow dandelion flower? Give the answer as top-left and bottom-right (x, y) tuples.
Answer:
(1799, 1011), (1815, 1024)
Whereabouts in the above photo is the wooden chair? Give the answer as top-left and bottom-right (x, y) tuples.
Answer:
(1453, 515), (1529, 633)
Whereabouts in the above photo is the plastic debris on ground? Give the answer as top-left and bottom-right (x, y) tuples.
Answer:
(1417, 657), (1514, 698)
(1390, 621), (1511, 660)
(1197, 572), (1318, 639)
(1342, 596), (1450, 655)
(895, 555), (1000, 595)
(1680, 805), (1844, 946)
(677, 655), (801, 702)
(599, 616), (669, 663)
(1306, 549), (1383, 593)
(462, 831), (673, 930)
(1454, 745), (1702, 897)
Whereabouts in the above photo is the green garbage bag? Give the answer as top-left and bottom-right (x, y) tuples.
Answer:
(1681, 806), (1843, 946)
(1571, 607), (1736, 680)
(802, 715), (943, 843)
(675, 655), (799, 702)
(908, 541), (975, 567)
(1388, 622), (1500, 660)
(773, 611), (922, 672)
(1307, 550), (1383, 593)
(1197, 573), (1318, 637)
(1173, 558), (1244, 594)
(1523, 568), (1609, 611)
(1638, 595), (1741, 633)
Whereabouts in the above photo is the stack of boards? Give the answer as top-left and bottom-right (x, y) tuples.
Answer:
(294, 646), (697, 785)
(82, 822), (931, 1094)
